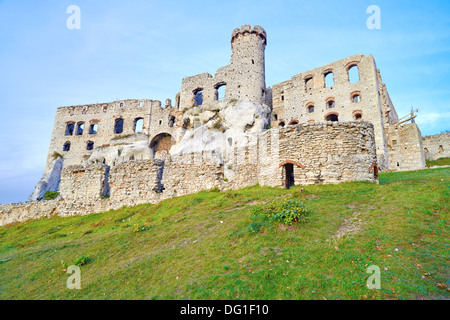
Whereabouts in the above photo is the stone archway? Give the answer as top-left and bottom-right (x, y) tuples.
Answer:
(149, 133), (174, 160)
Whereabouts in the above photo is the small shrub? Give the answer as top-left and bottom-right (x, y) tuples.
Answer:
(252, 198), (310, 226)
(133, 224), (151, 233)
(74, 255), (92, 266)
(44, 191), (59, 200)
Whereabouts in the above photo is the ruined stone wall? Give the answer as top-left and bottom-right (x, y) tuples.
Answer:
(386, 123), (426, 171)
(271, 54), (390, 171)
(46, 99), (154, 172)
(162, 152), (224, 198)
(108, 159), (164, 207)
(258, 122), (379, 187)
(422, 132), (450, 161)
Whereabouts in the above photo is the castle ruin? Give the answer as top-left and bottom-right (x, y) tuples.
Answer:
(0, 25), (432, 226)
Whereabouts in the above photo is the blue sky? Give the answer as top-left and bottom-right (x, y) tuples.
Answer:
(0, 0), (449, 204)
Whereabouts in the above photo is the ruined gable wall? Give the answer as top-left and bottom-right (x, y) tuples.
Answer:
(46, 99), (153, 173)
(386, 123), (426, 171)
(422, 132), (450, 161)
(271, 54), (389, 171)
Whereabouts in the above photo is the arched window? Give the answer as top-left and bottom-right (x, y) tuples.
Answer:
(279, 121), (285, 127)
(305, 77), (313, 92)
(325, 113), (339, 122)
(354, 113), (362, 120)
(215, 83), (226, 101)
(114, 118), (124, 134)
(134, 118), (144, 133)
(324, 71), (334, 87)
(289, 120), (299, 126)
(193, 88), (203, 106)
(326, 98), (335, 109)
(75, 122), (84, 135)
(89, 123), (98, 135)
(65, 122), (75, 136)
(86, 141), (94, 151)
(307, 103), (315, 113)
(63, 141), (71, 152)
(351, 92), (361, 103)
(348, 64), (360, 83)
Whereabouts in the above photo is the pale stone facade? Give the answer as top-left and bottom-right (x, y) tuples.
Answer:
(422, 132), (450, 161)
(0, 24), (433, 226)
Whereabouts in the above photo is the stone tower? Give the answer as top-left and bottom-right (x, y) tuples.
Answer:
(229, 25), (267, 104)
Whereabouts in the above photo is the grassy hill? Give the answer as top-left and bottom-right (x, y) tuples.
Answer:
(0, 167), (449, 300)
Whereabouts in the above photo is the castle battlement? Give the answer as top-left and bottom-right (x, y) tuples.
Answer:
(231, 25), (267, 45)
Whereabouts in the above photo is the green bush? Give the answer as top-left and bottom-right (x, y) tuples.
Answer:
(43, 191), (59, 200)
(252, 198), (310, 226)
(74, 255), (92, 266)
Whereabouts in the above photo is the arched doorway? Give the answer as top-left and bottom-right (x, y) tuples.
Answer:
(150, 133), (174, 160)
(283, 163), (295, 189)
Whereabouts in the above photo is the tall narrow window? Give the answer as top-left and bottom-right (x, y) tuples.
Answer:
(194, 89), (203, 106)
(114, 118), (124, 134)
(215, 84), (226, 101)
(63, 141), (71, 152)
(76, 122), (84, 135)
(134, 118), (144, 133)
(348, 65), (360, 83)
(305, 77), (313, 92)
(324, 71), (334, 88)
(169, 116), (175, 128)
(65, 123), (75, 136)
(86, 141), (94, 151)
(308, 105), (315, 113)
(352, 93), (361, 103)
(89, 123), (98, 135)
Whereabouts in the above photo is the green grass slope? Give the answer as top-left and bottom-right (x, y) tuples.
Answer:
(0, 167), (449, 300)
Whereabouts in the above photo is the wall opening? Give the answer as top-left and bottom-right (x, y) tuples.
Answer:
(305, 77), (313, 92)
(283, 163), (295, 189)
(86, 141), (94, 151)
(308, 105), (315, 113)
(352, 93), (361, 103)
(65, 123), (75, 136)
(324, 71), (334, 87)
(169, 116), (175, 128)
(279, 121), (285, 127)
(439, 145), (444, 152)
(289, 120), (299, 126)
(63, 141), (71, 152)
(114, 118), (124, 134)
(76, 122), (85, 136)
(194, 89), (203, 106)
(327, 99), (335, 109)
(325, 113), (339, 122)
(89, 124), (98, 135)
(354, 113), (362, 120)
(150, 133), (174, 160)
(134, 118), (144, 133)
(215, 83), (226, 101)
(348, 65), (360, 83)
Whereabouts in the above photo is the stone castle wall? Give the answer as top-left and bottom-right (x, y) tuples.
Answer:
(386, 123), (426, 171)
(422, 132), (450, 161)
(0, 122), (379, 226)
(271, 54), (390, 170)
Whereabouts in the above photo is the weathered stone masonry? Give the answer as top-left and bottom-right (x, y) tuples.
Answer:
(1, 24), (436, 227)
(1, 122), (378, 226)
